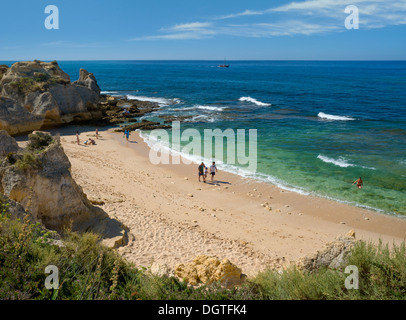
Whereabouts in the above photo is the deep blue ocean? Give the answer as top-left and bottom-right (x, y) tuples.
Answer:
(3, 60), (405, 216)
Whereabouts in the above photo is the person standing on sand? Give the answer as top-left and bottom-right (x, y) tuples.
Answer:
(96, 128), (99, 139)
(210, 161), (218, 181)
(353, 177), (363, 189)
(76, 131), (80, 145)
(198, 162), (206, 183)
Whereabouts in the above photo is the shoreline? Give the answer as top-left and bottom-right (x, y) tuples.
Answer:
(138, 129), (405, 220)
(43, 125), (406, 276)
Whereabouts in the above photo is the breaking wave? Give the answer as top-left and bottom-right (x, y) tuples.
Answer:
(239, 96), (271, 107)
(127, 95), (181, 106)
(318, 112), (355, 121)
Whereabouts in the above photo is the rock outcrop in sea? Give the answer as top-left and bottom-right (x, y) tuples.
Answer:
(0, 60), (174, 136)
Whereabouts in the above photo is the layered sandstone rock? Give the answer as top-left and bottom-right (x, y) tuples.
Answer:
(0, 131), (127, 247)
(174, 255), (245, 288)
(296, 230), (358, 272)
(0, 129), (19, 158)
(0, 60), (102, 135)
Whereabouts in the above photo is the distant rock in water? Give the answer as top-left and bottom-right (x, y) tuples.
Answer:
(0, 60), (102, 135)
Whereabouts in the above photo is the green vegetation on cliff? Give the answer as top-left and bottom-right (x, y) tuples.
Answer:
(0, 199), (405, 300)
(8, 75), (70, 94)
(27, 131), (54, 151)
(4, 132), (54, 171)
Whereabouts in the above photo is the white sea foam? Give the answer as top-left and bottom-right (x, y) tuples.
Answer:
(127, 95), (180, 106)
(317, 154), (376, 170)
(317, 112), (355, 121)
(182, 105), (225, 112)
(239, 96), (271, 107)
(186, 115), (217, 123)
(101, 91), (119, 95)
(317, 155), (354, 168)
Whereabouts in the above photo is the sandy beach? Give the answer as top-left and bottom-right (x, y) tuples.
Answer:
(49, 126), (406, 277)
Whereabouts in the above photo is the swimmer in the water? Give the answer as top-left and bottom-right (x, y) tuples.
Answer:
(353, 177), (363, 189)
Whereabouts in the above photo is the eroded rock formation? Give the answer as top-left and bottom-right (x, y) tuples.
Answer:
(0, 61), (102, 134)
(174, 255), (245, 288)
(0, 131), (127, 247)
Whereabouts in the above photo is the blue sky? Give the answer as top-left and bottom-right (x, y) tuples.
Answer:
(0, 0), (405, 60)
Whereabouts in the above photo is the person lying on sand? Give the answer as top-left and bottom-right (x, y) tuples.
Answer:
(353, 177), (363, 189)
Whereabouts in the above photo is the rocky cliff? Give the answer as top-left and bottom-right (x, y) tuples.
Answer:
(0, 60), (102, 135)
(0, 130), (127, 246)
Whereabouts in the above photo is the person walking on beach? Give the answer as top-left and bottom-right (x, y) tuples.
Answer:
(198, 162), (206, 183)
(353, 177), (363, 189)
(124, 129), (130, 141)
(76, 131), (80, 145)
(210, 161), (218, 181)
(96, 128), (99, 139)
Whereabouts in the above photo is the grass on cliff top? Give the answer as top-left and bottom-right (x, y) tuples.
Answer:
(5, 132), (54, 171)
(8, 75), (70, 94)
(0, 199), (405, 300)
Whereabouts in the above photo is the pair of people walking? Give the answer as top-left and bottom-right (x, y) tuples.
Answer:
(198, 161), (218, 183)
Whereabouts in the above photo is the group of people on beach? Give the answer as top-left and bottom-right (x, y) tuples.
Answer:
(75, 129), (99, 145)
(198, 161), (218, 183)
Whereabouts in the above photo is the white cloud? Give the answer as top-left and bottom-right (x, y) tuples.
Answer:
(169, 22), (213, 31)
(215, 9), (270, 20)
(131, 22), (216, 41)
(130, 0), (406, 41)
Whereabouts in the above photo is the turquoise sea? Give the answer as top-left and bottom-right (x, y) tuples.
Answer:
(3, 60), (405, 216)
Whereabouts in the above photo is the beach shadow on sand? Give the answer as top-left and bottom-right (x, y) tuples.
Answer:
(205, 180), (231, 186)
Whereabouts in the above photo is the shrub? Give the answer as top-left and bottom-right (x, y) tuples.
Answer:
(47, 77), (70, 86)
(15, 152), (41, 171)
(9, 77), (37, 94)
(347, 240), (406, 299)
(6, 152), (17, 164)
(34, 72), (49, 82)
(27, 132), (54, 151)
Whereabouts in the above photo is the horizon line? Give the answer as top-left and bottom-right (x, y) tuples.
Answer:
(1, 59), (406, 62)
